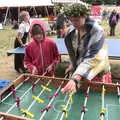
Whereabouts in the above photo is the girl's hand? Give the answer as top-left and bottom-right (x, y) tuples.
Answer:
(32, 66), (38, 75)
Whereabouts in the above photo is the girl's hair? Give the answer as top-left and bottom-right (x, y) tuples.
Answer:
(19, 11), (29, 22)
(31, 24), (45, 38)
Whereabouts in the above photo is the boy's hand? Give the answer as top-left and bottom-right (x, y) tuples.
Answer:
(61, 80), (76, 94)
(61, 74), (81, 94)
(65, 64), (73, 74)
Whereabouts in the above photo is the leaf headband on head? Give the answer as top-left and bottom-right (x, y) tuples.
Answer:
(63, 3), (90, 18)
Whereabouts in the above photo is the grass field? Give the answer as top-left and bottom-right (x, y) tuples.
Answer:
(0, 20), (120, 81)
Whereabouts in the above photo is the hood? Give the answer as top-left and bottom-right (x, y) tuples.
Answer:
(30, 19), (47, 37)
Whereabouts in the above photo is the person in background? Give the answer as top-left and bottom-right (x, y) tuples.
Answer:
(109, 10), (119, 36)
(12, 19), (19, 29)
(102, 10), (108, 21)
(14, 11), (30, 73)
(49, 13), (55, 21)
(56, 8), (66, 38)
(61, 4), (112, 94)
(24, 20), (60, 76)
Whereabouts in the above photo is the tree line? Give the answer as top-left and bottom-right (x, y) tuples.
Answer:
(82, 0), (120, 5)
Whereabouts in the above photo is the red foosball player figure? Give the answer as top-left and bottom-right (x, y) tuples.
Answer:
(32, 82), (36, 92)
(41, 106), (52, 113)
(16, 97), (20, 109)
(11, 86), (16, 98)
(0, 95), (3, 101)
(49, 93), (59, 99)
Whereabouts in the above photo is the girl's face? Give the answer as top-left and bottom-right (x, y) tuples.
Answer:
(32, 33), (44, 42)
(70, 16), (86, 30)
(24, 13), (30, 23)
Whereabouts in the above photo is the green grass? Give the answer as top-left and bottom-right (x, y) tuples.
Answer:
(101, 20), (120, 39)
(0, 26), (17, 59)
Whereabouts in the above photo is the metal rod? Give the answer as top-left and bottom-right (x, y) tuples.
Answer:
(0, 82), (25, 103)
(0, 63), (54, 119)
(99, 84), (105, 120)
(53, 74), (70, 120)
(6, 83), (33, 113)
(3, 7), (9, 25)
(58, 73), (72, 120)
(117, 82), (120, 104)
(22, 79), (52, 117)
(39, 74), (68, 120)
(39, 81), (64, 120)
(59, 94), (71, 120)
(6, 70), (48, 114)
(0, 77), (30, 120)
(80, 86), (90, 120)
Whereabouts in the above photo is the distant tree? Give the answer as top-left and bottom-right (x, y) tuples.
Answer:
(82, 0), (102, 5)
(82, 0), (118, 5)
(104, 0), (116, 5)
(116, 0), (120, 5)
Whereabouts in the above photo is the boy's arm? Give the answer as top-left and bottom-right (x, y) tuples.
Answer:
(72, 27), (106, 80)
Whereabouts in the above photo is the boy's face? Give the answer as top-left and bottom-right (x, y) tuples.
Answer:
(70, 16), (86, 30)
(32, 33), (44, 42)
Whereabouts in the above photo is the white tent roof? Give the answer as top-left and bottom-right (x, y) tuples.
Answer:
(52, 0), (86, 4)
(52, 0), (76, 3)
(0, 0), (53, 7)
(52, 0), (88, 6)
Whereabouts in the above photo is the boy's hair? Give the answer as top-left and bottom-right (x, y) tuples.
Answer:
(31, 24), (45, 38)
(19, 11), (29, 22)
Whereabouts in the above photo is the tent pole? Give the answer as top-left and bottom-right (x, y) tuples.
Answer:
(18, 7), (20, 23)
(54, 4), (56, 17)
(3, 7), (9, 25)
(45, 6), (49, 18)
(33, 6), (38, 17)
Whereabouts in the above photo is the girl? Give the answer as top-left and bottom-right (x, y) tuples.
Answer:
(14, 11), (30, 73)
(24, 20), (60, 76)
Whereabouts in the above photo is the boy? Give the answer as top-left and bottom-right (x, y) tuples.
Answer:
(61, 4), (112, 93)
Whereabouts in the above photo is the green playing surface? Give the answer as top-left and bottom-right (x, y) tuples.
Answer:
(0, 81), (119, 120)
(106, 104), (120, 120)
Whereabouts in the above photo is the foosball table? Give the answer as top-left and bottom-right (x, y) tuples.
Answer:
(0, 74), (120, 120)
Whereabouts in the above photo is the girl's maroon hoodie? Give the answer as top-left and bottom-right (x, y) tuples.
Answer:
(24, 20), (60, 76)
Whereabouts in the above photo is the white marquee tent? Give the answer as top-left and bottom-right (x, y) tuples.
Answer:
(0, 0), (53, 25)
(0, 0), (88, 25)
(0, 0), (53, 7)
(51, 0), (88, 6)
